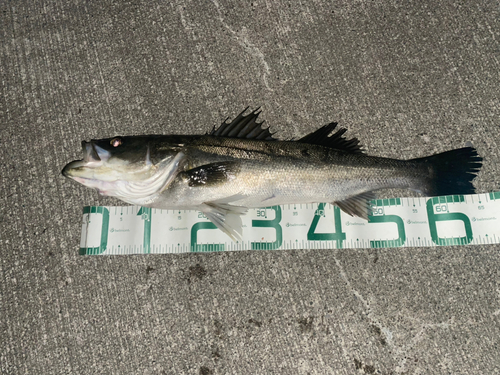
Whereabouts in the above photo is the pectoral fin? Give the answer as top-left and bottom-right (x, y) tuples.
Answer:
(334, 192), (376, 220)
(184, 161), (240, 187)
(200, 197), (248, 241)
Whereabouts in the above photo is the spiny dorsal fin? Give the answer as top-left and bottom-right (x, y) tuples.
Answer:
(298, 123), (363, 154)
(209, 107), (276, 140)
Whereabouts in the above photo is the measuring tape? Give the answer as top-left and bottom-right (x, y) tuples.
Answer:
(79, 192), (500, 255)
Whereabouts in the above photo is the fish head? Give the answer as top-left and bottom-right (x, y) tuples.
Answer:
(62, 136), (185, 203)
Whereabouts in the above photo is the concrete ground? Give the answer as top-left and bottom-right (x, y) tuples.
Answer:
(1, 1), (499, 374)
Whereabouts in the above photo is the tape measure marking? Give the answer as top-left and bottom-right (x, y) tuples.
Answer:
(79, 192), (500, 255)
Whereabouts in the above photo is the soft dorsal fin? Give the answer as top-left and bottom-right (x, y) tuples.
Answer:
(298, 122), (363, 154)
(208, 107), (276, 140)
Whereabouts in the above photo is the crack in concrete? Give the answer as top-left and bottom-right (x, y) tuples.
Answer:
(332, 251), (394, 349)
(332, 251), (460, 374)
(177, 4), (198, 41)
(394, 319), (454, 373)
(210, 0), (273, 92)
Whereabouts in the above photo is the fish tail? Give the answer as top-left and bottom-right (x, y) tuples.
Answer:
(413, 147), (482, 196)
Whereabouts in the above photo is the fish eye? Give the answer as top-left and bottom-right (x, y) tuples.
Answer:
(110, 138), (122, 147)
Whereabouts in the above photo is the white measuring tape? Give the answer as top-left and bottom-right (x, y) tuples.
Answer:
(79, 192), (500, 255)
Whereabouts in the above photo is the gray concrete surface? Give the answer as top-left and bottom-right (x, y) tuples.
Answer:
(1, 0), (500, 374)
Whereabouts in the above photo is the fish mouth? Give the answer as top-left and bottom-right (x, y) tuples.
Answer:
(62, 159), (84, 177)
(61, 141), (109, 178)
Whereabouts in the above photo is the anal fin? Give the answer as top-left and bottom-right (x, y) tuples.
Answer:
(334, 192), (376, 220)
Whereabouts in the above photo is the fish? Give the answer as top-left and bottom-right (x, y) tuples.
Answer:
(62, 107), (483, 240)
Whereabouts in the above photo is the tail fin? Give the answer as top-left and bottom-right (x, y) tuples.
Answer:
(413, 147), (482, 196)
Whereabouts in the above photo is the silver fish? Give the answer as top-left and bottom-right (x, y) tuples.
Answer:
(62, 108), (482, 240)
